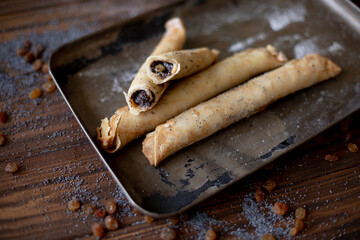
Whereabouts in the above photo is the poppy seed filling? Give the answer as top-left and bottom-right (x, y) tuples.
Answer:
(132, 90), (155, 108)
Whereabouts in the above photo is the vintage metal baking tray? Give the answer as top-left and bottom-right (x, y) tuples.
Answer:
(49, 0), (360, 217)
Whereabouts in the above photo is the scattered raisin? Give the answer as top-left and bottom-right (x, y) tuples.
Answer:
(347, 143), (358, 153)
(105, 215), (119, 230)
(29, 88), (41, 99)
(0, 112), (7, 123)
(25, 52), (35, 63)
(255, 189), (265, 202)
(32, 59), (43, 71)
(295, 219), (304, 231)
(82, 203), (95, 215)
(45, 73), (53, 82)
(68, 199), (80, 211)
(273, 202), (288, 216)
(325, 154), (338, 162)
(0, 132), (6, 146)
(91, 223), (104, 238)
(205, 228), (217, 240)
(168, 216), (179, 225)
(23, 40), (32, 49)
(263, 179), (277, 192)
(16, 48), (28, 56)
(106, 200), (117, 215)
(144, 215), (154, 223)
(261, 234), (276, 240)
(94, 208), (106, 218)
(160, 227), (177, 240)
(5, 162), (18, 173)
(295, 207), (306, 220)
(42, 63), (49, 73)
(42, 81), (56, 93)
(289, 227), (298, 236)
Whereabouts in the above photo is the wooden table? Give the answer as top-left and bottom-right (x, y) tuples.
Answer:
(1, 1), (360, 239)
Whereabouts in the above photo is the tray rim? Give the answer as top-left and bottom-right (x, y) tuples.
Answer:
(49, 0), (360, 218)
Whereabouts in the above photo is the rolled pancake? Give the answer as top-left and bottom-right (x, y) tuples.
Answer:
(143, 54), (341, 166)
(125, 17), (186, 115)
(97, 45), (287, 153)
(146, 48), (220, 84)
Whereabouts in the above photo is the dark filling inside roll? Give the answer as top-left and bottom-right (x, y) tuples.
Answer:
(131, 90), (155, 108)
(150, 61), (173, 79)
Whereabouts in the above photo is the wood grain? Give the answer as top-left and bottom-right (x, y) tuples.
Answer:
(1, 0), (360, 239)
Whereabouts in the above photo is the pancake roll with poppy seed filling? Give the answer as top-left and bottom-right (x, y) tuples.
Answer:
(143, 54), (341, 166)
(125, 17), (186, 115)
(146, 47), (220, 84)
(97, 45), (287, 153)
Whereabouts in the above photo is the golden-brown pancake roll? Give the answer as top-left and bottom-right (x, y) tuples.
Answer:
(125, 17), (186, 115)
(145, 48), (220, 84)
(143, 54), (341, 166)
(97, 45), (287, 153)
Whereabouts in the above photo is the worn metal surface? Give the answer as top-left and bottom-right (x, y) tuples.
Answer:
(49, 0), (360, 217)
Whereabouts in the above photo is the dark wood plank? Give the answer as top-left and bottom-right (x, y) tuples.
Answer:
(1, 0), (360, 239)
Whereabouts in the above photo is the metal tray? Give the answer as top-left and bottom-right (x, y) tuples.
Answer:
(49, 0), (360, 217)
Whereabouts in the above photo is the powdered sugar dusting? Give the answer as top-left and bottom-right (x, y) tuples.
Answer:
(265, 4), (306, 31)
(119, 70), (138, 85)
(111, 78), (123, 93)
(234, 195), (292, 239)
(228, 33), (267, 53)
(328, 42), (344, 55)
(185, 212), (227, 238)
(273, 34), (303, 47)
(185, 2), (256, 38)
(294, 37), (320, 58)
